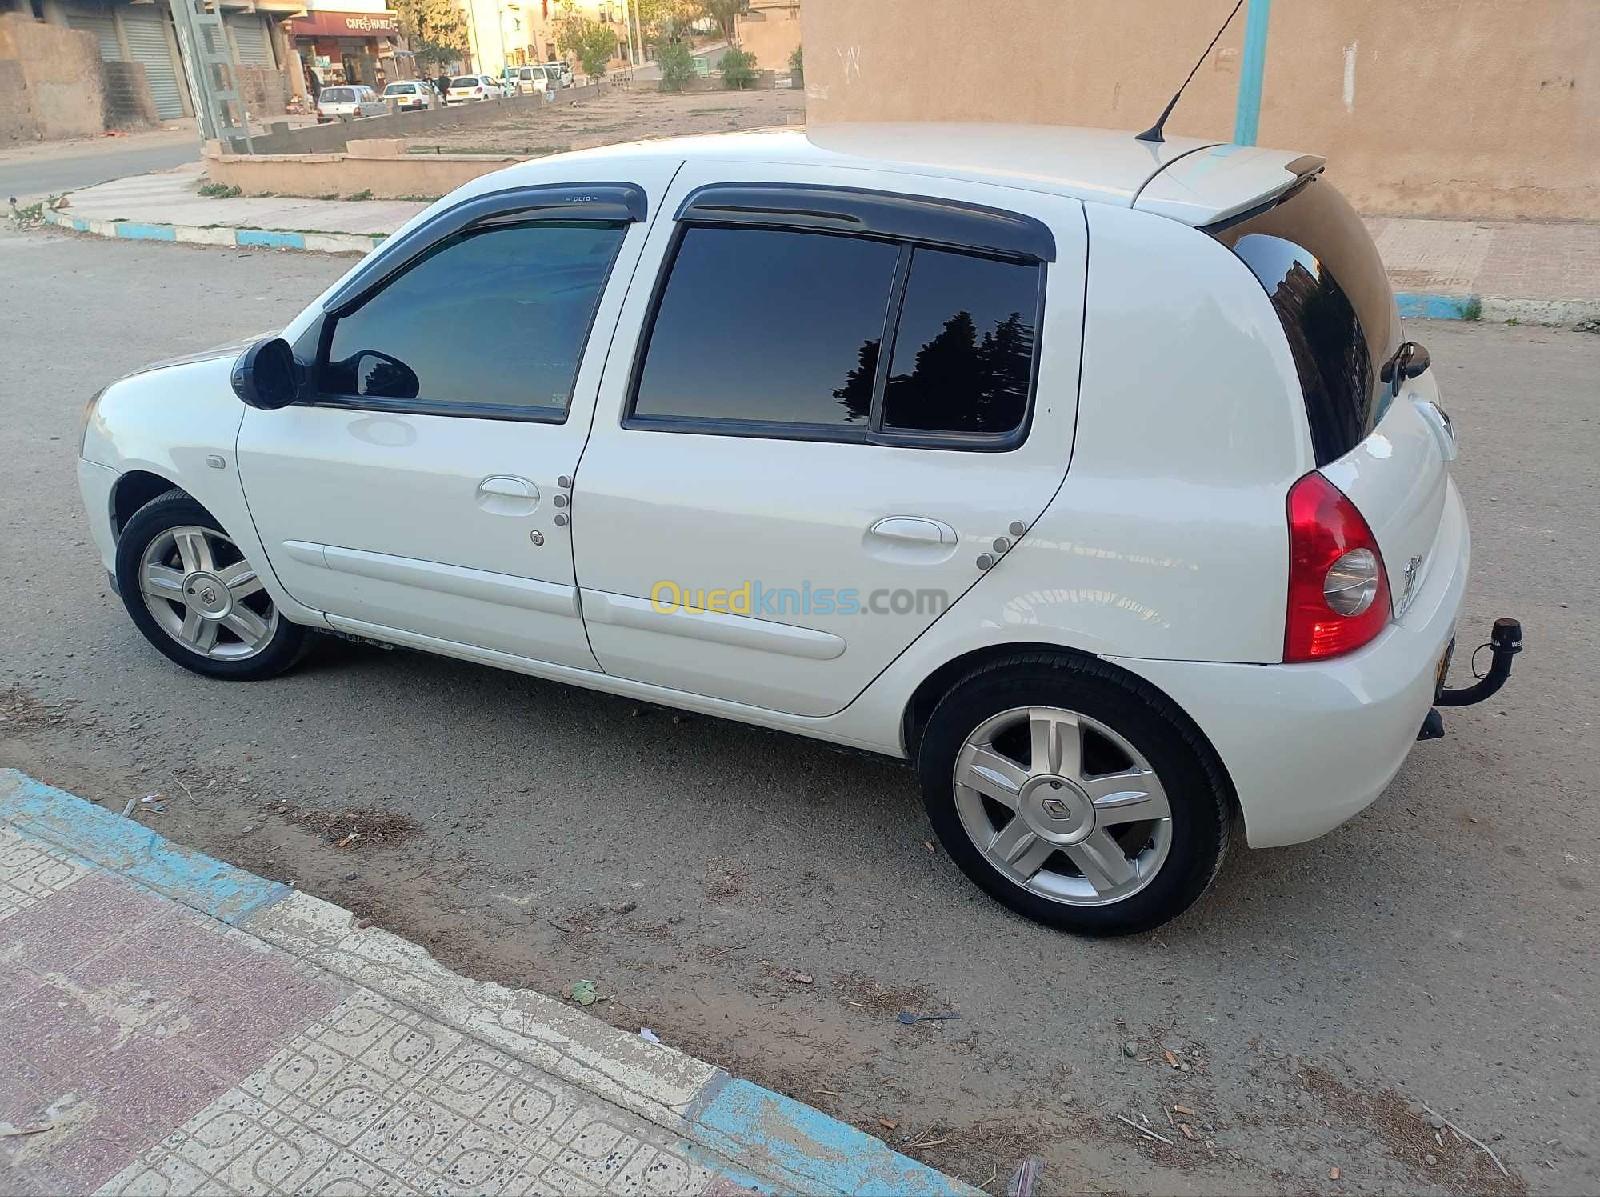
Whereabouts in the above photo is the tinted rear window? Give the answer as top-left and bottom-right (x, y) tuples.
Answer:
(321, 88), (356, 102)
(1211, 178), (1399, 466)
(452, 77), (478, 86)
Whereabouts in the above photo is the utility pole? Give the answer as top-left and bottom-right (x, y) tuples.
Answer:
(169, 0), (253, 151)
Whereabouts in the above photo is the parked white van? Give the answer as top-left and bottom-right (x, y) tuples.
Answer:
(77, 125), (1519, 934)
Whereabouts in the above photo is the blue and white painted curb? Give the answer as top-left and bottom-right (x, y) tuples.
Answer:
(0, 768), (972, 1197)
(42, 207), (385, 255)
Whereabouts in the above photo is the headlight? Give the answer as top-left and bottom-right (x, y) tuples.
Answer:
(80, 386), (107, 453)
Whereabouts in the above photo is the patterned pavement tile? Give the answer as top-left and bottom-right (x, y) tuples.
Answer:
(0, 828), (88, 923)
(100, 992), (720, 1197)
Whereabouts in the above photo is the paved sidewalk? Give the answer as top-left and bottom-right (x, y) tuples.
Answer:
(35, 159), (1600, 323)
(0, 769), (969, 1197)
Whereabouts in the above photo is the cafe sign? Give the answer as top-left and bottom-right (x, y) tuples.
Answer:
(287, 10), (401, 38)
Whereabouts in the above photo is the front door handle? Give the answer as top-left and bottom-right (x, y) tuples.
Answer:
(867, 516), (957, 546)
(475, 475), (540, 516)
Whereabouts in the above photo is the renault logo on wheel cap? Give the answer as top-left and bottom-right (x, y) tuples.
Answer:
(1041, 796), (1070, 818)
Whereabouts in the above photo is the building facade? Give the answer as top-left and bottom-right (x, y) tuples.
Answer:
(798, 0), (1599, 222)
(734, 0), (797, 73)
(287, 0), (408, 90)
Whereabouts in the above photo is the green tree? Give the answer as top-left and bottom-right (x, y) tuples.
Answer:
(788, 44), (802, 85)
(392, 0), (469, 70)
(636, 0), (698, 44)
(656, 40), (695, 91)
(719, 46), (756, 89)
(698, 0), (745, 41)
(555, 3), (620, 78)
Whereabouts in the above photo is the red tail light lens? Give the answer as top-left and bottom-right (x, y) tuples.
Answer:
(1284, 471), (1391, 662)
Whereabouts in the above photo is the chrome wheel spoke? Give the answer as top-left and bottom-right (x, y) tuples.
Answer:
(173, 529), (215, 573)
(1064, 830), (1138, 894)
(990, 819), (1054, 881)
(218, 560), (264, 601)
(1084, 768), (1170, 825)
(179, 609), (219, 652)
(1029, 709), (1082, 778)
(141, 565), (185, 603)
(222, 606), (272, 649)
(956, 744), (1028, 809)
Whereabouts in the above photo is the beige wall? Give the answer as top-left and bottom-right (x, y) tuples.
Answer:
(205, 137), (519, 198)
(0, 14), (106, 143)
(800, 0), (1600, 221)
(736, 0), (800, 73)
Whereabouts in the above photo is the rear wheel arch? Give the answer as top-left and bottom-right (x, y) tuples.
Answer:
(902, 643), (1239, 818)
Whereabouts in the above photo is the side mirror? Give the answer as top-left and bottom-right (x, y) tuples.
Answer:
(231, 337), (301, 410)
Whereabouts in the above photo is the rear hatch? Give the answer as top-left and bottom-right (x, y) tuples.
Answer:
(1184, 164), (1452, 628)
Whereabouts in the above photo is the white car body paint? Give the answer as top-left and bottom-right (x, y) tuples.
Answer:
(77, 125), (1474, 853)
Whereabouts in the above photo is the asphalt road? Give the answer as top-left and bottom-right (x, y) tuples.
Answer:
(0, 137), (199, 203)
(2, 223), (1596, 1196)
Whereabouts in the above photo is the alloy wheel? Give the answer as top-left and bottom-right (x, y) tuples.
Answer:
(953, 705), (1173, 906)
(137, 525), (278, 661)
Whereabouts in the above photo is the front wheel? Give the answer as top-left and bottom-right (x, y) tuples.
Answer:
(917, 655), (1231, 935)
(114, 490), (308, 680)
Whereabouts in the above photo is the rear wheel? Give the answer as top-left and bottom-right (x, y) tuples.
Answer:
(917, 655), (1231, 935)
(115, 491), (307, 680)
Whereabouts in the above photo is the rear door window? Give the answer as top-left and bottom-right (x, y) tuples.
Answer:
(628, 219), (1044, 447)
(629, 226), (900, 435)
(1210, 178), (1400, 465)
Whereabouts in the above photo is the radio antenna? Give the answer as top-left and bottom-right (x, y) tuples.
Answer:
(1135, 0), (1247, 144)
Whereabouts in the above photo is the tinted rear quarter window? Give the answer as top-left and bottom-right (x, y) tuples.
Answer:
(882, 246), (1039, 436)
(1211, 178), (1400, 466)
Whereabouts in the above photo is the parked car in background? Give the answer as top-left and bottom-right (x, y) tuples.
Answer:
(77, 125), (1520, 936)
(315, 85), (386, 122)
(447, 74), (497, 103)
(544, 60), (573, 86)
(506, 65), (551, 95)
(382, 81), (438, 111)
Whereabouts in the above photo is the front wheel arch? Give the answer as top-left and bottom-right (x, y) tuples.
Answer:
(111, 470), (182, 539)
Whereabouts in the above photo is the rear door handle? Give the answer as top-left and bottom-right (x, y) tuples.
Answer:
(475, 475), (540, 515)
(867, 516), (957, 546)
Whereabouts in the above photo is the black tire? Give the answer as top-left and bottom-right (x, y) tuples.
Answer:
(115, 490), (308, 681)
(916, 652), (1232, 936)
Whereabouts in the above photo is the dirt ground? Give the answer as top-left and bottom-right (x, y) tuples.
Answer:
(402, 86), (805, 157)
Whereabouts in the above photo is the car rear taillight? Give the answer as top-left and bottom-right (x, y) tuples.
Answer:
(1284, 471), (1391, 662)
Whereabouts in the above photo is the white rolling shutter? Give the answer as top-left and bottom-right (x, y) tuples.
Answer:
(64, 7), (119, 59)
(121, 4), (186, 119)
(226, 13), (275, 68)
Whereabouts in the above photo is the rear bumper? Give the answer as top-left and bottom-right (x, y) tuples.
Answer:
(1117, 478), (1472, 848)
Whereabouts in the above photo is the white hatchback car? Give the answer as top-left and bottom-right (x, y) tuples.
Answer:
(78, 126), (1520, 934)
(447, 74), (497, 103)
(382, 80), (437, 111)
(314, 84), (387, 122)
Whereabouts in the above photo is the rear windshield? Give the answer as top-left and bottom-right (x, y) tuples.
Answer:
(1210, 177), (1399, 466)
(321, 88), (356, 103)
(452, 76), (478, 87)
(385, 83), (414, 93)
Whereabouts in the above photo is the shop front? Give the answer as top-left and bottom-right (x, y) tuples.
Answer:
(285, 8), (409, 90)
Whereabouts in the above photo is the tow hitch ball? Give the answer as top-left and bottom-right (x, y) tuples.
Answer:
(1418, 617), (1523, 741)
